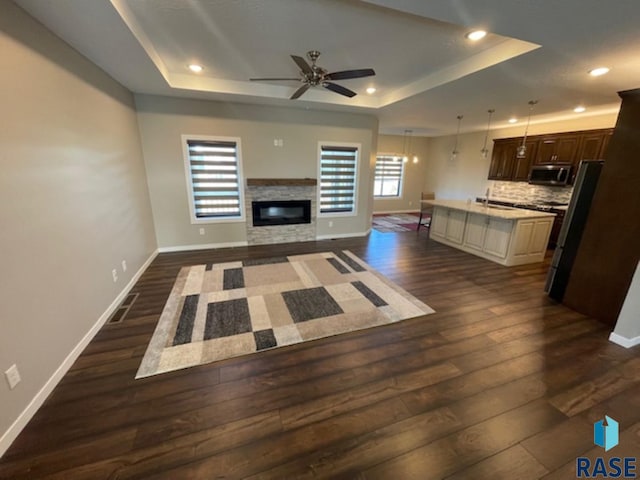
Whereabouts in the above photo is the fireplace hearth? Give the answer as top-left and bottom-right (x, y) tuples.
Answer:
(252, 200), (311, 227)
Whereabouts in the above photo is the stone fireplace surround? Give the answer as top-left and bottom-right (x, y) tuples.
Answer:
(245, 178), (317, 245)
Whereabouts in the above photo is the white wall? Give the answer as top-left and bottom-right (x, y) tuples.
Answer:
(374, 135), (430, 213)
(0, 2), (157, 454)
(135, 95), (379, 248)
(426, 113), (619, 200)
(611, 261), (640, 346)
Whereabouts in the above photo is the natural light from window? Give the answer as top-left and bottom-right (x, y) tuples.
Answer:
(374, 155), (404, 197)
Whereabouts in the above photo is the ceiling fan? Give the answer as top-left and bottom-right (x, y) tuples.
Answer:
(250, 50), (375, 100)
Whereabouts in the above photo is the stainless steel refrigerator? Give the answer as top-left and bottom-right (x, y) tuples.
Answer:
(545, 160), (604, 301)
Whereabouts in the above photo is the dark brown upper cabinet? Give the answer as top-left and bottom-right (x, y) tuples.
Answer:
(487, 139), (517, 180)
(534, 134), (581, 164)
(512, 139), (538, 181)
(576, 129), (613, 161)
(488, 128), (613, 182)
(488, 138), (537, 181)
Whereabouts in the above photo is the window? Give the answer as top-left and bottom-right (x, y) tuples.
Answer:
(374, 154), (404, 197)
(319, 143), (359, 215)
(182, 136), (244, 223)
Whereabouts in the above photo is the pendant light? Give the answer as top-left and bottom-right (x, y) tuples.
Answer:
(402, 129), (409, 163)
(516, 100), (538, 158)
(451, 115), (463, 160)
(480, 109), (495, 159)
(407, 130), (418, 163)
(402, 129), (418, 163)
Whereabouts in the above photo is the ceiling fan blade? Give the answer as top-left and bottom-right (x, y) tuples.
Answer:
(323, 82), (357, 98)
(325, 68), (375, 81)
(250, 77), (301, 82)
(291, 55), (313, 75)
(290, 83), (311, 99)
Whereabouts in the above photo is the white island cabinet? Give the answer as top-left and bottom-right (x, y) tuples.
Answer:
(427, 200), (556, 266)
(431, 208), (466, 244)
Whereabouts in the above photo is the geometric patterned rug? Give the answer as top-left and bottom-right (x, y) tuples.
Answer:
(136, 250), (434, 378)
(372, 213), (421, 233)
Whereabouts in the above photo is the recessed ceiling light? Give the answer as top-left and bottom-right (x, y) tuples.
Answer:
(588, 67), (609, 77)
(574, 106), (586, 113)
(366, 87), (376, 94)
(465, 30), (487, 41)
(508, 118), (518, 124)
(188, 64), (203, 73)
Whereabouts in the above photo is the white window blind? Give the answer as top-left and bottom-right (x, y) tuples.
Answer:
(374, 155), (404, 197)
(185, 139), (242, 219)
(319, 145), (358, 214)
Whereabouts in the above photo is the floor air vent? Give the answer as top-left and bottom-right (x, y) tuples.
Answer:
(107, 292), (139, 324)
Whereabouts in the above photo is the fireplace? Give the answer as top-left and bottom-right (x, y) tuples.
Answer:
(252, 200), (311, 227)
(245, 179), (316, 245)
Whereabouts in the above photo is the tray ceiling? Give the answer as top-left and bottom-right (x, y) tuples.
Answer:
(14, 0), (640, 135)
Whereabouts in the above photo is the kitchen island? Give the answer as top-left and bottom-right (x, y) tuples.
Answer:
(426, 200), (556, 266)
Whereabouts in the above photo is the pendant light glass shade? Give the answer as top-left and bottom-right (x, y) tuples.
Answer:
(517, 100), (538, 158)
(451, 115), (463, 160)
(480, 109), (495, 159)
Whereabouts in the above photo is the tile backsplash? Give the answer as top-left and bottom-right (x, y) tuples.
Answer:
(490, 181), (573, 204)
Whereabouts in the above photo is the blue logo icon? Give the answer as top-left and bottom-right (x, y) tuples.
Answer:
(594, 415), (619, 452)
(577, 415), (636, 478)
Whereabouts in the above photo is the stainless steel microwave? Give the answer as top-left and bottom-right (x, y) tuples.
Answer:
(528, 163), (572, 186)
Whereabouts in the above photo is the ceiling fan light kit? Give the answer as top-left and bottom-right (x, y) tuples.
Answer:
(250, 50), (375, 100)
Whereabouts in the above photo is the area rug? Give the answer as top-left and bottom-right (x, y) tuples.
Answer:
(136, 250), (434, 378)
(372, 213), (420, 233)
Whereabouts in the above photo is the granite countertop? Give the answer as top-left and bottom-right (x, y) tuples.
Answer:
(426, 199), (557, 219)
(475, 196), (569, 212)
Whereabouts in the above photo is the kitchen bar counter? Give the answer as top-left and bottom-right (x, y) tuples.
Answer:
(426, 200), (555, 266)
(425, 199), (556, 220)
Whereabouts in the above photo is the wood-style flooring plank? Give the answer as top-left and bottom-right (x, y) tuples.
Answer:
(1, 230), (638, 480)
(362, 400), (567, 480)
(443, 445), (549, 480)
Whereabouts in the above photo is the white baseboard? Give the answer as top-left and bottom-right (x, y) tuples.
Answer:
(373, 209), (420, 215)
(316, 229), (371, 240)
(0, 248), (159, 458)
(158, 241), (248, 253)
(609, 332), (640, 348)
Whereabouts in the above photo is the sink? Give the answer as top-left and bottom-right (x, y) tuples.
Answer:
(486, 205), (513, 210)
(475, 202), (513, 211)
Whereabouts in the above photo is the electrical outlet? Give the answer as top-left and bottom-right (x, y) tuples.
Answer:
(329, 220), (334, 228)
(112, 269), (118, 283)
(5, 364), (21, 390)
(121, 260), (127, 272)
(199, 228), (205, 235)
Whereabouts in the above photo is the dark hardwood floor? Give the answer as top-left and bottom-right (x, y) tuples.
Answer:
(1, 229), (639, 479)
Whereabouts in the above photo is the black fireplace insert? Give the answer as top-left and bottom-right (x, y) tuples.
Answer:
(252, 200), (311, 227)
